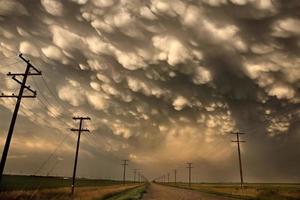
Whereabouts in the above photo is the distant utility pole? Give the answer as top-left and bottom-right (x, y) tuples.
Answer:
(138, 172), (141, 183)
(163, 175), (165, 183)
(0, 54), (41, 183)
(231, 132), (246, 188)
(174, 169), (177, 184)
(122, 160), (129, 185)
(187, 163), (193, 187)
(167, 172), (170, 183)
(133, 169), (138, 183)
(70, 117), (91, 194)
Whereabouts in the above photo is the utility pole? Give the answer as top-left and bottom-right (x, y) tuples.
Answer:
(174, 169), (177, 184)
(133, 169), (138, 183)
(187, 163), (192, 187)
(70, 117), (91, 194)
(0, 54), (41, 183)
(138, 172), (141, 183)
(231, 132), (246, 188)
(167, 172), (170, 184)
(122, 160), (129, 185)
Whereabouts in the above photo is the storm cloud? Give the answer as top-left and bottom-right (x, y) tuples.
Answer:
(0, 0), (299, 182)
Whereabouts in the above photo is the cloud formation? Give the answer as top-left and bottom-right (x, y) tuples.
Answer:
(0, 0), (299, 182)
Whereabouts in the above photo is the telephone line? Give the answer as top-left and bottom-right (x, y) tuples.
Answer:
(0, 60), (22, 67)
(33, 96), (70, 127)
(31, 78), (71, 127)
(40, 76), (70, 113)
(33, 133), (70, 176)
(31, 77), (61, 113)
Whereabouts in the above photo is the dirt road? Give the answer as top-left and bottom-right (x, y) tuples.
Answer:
(142, 183), (239, 200)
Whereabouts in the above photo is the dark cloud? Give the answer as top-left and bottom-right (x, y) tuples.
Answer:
(0, 0), (299, 182)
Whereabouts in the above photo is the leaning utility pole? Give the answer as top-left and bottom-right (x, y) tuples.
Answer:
(122, 160), (129, 185)
(70, 117), (91, 194)
(231, 132), (246, 188)
(174, 169), (177, 184)
(0, 54), (41, 183)
(187, 163), (192, 187)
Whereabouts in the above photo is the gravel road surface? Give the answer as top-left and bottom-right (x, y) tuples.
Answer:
(142, 183), (239, 200)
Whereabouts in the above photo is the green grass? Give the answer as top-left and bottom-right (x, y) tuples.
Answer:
(0, 174), (123, 191)
(163, 182), (300, 200)
(102, 184), (148, 200)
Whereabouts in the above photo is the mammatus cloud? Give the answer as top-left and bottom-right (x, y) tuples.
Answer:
(0, 0), (299, 181)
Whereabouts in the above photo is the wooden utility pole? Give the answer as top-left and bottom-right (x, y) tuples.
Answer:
(122, 160), (129, 185)
(174, 169), (177, 184)
(133, 169), (138, 183)
(70, 117), (91, 194)
(138, 172), (141, 183)
(231, 132), (246, 188)
(0, 54), (41, 183)
(187, 163), (192, 187)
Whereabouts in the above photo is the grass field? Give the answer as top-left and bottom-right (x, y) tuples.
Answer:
(0, 175), (125, 191)
(166, 182), (300, 200)
(0, 175), (142, 200)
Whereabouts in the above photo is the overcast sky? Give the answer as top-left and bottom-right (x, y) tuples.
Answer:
(0, 0), (300, 183)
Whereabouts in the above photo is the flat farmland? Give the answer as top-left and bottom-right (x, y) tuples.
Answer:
(0, 175), (142, 200)
(0, 175), (125, 191)
(166, 183), (300, 200)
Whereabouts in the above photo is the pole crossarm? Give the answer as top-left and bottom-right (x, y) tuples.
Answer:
(231, 132), (246, 188)
(70, 128), (90, 132)
(11, 76), (36, 94)
(70, 117), (91, 194)
(0, 54), (42, 99)
(73, 117), (91, 120)
(7, 72), (42, 76)
(122, 160), (129, 185)
(0, 53), (42, 184)
(231, 132), (245, 135)
(231, 140), (246, 143)
(19, 53), (41, 74)
(0, 93), (36, 98)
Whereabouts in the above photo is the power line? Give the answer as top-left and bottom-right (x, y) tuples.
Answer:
(40, 76), (70, 114)
(0, 60), (22, 67)
(31, 77), (61, 113)
(33, 133), (70, 176)
(46, 158), (60, 176)
(0, 54), (18, 60)
(30, 77), (71, 127)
